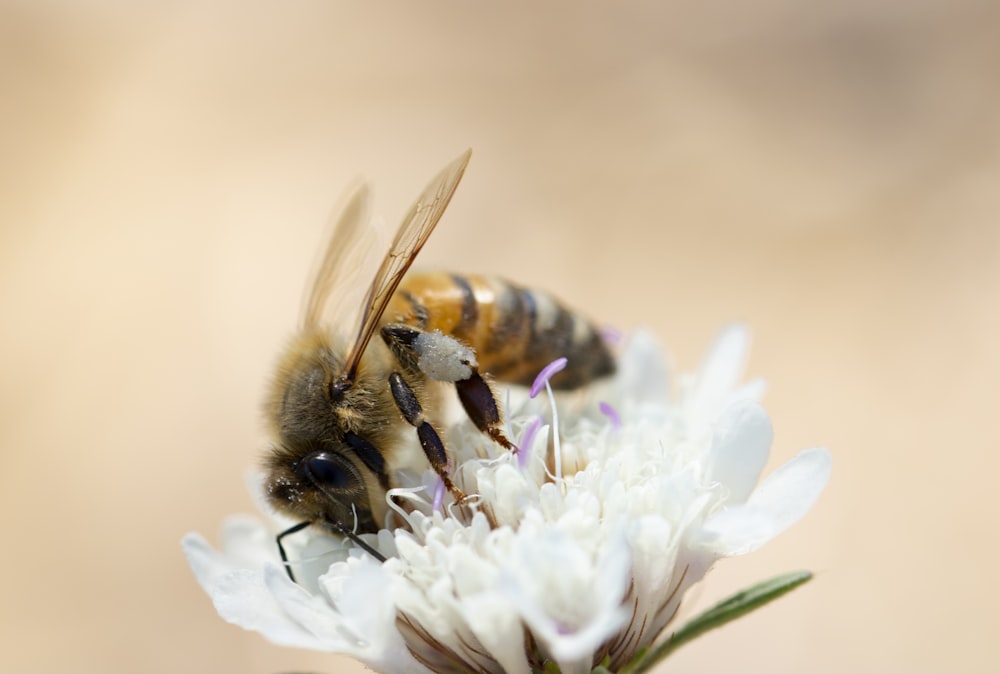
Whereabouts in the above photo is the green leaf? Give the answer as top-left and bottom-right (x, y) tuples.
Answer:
(621, 570), (813, 674)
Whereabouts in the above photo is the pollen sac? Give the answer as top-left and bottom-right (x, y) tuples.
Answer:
(414, 330), (477, 382)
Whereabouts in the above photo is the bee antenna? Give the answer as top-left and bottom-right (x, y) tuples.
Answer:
(275, 518), (386, 585)
(328, 518), (388, 563)
(276, 520), (312, 582)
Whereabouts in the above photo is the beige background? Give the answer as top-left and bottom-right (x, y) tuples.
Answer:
(2, 1), (998, 672)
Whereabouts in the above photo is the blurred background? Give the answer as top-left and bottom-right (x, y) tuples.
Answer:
(2, 1), (998, 672)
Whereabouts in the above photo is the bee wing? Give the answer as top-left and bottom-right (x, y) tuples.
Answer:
(302, 180), (380, 332)
(341, 148), (472, 382)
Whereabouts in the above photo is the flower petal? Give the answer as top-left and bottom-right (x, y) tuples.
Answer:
(503, 524), (631, 671)
(697, 504), (779, 555)
(615, 330), (670, 404)
(459, 592), (530, 674)
(263, 563), (344, 640)
(691, 324), (749, 414)
(704, 400), (773, 505)
(183, 532), (234, 591)
(698, 447), (832, 555)
(747, 447), (832, 534)
(182, 534), (329, 650)
(319, 560), (427, 672)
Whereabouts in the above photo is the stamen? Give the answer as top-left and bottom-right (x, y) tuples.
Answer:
(517, 416), (543, 469)
(529, 358), (567, 482)
(432, 477), (446, 513)
(599, 401), (621, 431)
(600, 325), (623, 345)
(546, 381), (562, 481)
(385, 486), (431, 531)
(530, 357), (567, 398)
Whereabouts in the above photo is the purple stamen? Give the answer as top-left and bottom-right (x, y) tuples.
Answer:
(530, 357), (568, 398)
(600, 325), (623, 346)
(517, 416), (543, 469)
(599, 401), (621, 431)
(432, 477), (445, 513)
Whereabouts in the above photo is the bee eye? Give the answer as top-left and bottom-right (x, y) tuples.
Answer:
(303, 452), (358, 491)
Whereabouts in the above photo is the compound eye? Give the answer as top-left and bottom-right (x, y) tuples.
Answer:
(302, 452), (359, 491)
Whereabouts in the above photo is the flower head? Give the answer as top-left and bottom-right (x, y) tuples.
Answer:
(184, 327), (831, 673)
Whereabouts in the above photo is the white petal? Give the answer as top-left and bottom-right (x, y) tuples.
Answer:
(182, 534), (328, 650)
(697, 504), (779, 555)
(730, 376), (767, 404)
(704, 400), (773, 504)
(747, 447), (832, 534)
(479, 463), (537, 526)
(691, 324), (749, 413)
(627, 515), (678, 594)
(183, 532), (234, 591)
(505, 527), (631, 669)
(697, 447), (831, 555)
(616, 330), (670, 404)
(219, 516), (280, 569)
(218, 569), (331, 649)
(458, 592), (530, 674)
(320, 560), (429, 673)
(265, 561), (418, 670)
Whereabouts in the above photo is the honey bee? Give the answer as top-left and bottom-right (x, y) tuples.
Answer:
(264, 150), (614, 574)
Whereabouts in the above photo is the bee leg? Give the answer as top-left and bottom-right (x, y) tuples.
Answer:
(276, 520), (312, 582)
(382, 324), (516, 451)
(455, 374), (516, 451)
(388, 372), (466, 502)
(382, 324), (477, 381)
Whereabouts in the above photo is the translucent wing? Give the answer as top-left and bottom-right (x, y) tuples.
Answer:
(341, 148), (472, 383)
(302, 181), (378, 333)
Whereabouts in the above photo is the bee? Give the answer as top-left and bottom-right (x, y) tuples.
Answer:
(264, 150), (614, 574)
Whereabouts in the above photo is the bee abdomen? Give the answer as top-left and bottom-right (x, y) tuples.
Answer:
(387, 272), (614, 389)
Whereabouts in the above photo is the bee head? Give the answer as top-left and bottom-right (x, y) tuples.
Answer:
(264, 439), (381, 534)
(264, 331), (393, 536)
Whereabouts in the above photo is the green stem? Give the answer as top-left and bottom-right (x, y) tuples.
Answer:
(620, 570), (813, 674)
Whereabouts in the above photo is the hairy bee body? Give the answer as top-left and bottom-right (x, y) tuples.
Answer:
(388, 272), (614, 390)
(267, 273), (613, 533)
(266, 327), (434, 533)
(262, 151), (615, 571)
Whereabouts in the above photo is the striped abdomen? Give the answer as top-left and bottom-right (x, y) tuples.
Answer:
(384, 271), (614, 389)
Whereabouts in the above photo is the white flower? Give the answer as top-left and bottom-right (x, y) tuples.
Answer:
(184, 327), (831, 673)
